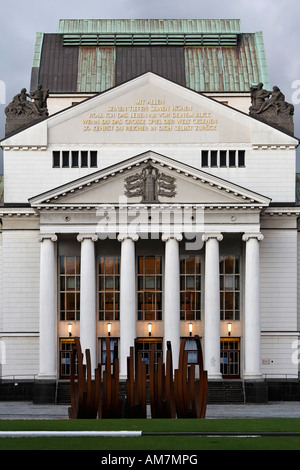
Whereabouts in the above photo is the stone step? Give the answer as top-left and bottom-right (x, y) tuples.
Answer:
(208, 381), (245, 404)
(56, 382), (71, 404)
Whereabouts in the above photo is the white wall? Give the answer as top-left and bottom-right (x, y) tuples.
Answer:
(209, 148), (296, 203)
(260, 229), (298, 332)
(0, 230), (40, 378)
(3, 144), (296, 204)
(1, 336), (39, 380)
(259, 228), (299, 378)
(261, 334), (299, 379)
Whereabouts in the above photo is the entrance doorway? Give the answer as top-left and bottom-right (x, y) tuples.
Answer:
(135, 338), (163, 377)
(59, 338), (77, 379)
(220, 338), (240, 378)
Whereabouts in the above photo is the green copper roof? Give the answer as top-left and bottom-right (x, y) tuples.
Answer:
(31, 19), (270, 94)
(60, 19), (241, 47)
(58, 19), (242, 34)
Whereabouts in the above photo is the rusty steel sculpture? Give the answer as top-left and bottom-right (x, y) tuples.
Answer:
(68, 335), (207, 419)
(68, 336), (100, 419)
(101, 338), (123, 418)
(174, 336), (208, 418)
(124, 345), (147, 418)
(149, 341), (176, 418)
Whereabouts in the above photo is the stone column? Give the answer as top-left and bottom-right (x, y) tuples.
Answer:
(162, 233), (182, 370)
(202, 233), (223, 380)
(242, 232), (264, 380)
(38, 234), (57, 379)
(117, 233), (139, 379)
(77, 234), (98, 373)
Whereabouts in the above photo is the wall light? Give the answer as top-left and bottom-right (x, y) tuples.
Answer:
(189, 323), (193, 337)
(227, 322), (232, 337)
(68, 323), (72, 337)
(107, 323), (111, 337)
(148, 323), (152, 337)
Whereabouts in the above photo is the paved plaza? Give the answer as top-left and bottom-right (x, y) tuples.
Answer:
(0, 401), (300, 419)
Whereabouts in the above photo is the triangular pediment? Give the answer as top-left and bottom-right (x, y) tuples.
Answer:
(2, 73), (298, 148)
(29, 151), (271, 208)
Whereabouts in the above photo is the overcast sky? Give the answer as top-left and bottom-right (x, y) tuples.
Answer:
(0, 0), (299, 172)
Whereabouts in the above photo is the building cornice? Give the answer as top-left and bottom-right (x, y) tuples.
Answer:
(0, 208), (39, 217)
(262, 207), (300, 216)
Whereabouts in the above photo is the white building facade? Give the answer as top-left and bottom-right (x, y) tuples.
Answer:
(0, 20), (299, 403)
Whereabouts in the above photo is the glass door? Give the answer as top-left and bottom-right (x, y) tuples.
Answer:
(135, 338), (163, 377)
(220, 338), (240, 378)
(59, 338), (77, 379)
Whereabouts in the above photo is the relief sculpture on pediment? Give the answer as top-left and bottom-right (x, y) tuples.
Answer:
(124, 164), (176, 202)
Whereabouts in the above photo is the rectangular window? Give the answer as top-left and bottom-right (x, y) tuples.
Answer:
(60, 256), (80, 321)
(138, 255), (162, 321)
(180, 255), (201, 321)
(229, 150), (236, 167)
(220, 150), (227, 167)
(238, 150), (245, 167)
(90, 151), (98, 167)
(98, 256), (120, 321)
(201, 150), (208, 167)
(210, 150), (218, 167)
(81, 151), (88, 167)
(62, 151), (70, 167)
(53, 151), (60, 167)
(71, 151), (79, 167)
(220, 255), (240, 321)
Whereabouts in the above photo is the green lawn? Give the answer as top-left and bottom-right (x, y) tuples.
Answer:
(0, 418), (300, 451)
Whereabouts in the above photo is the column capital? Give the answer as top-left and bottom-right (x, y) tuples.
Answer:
(117, 233), (139, 242)
(77, 233), (98, 243)
(161, 232), (183, 242)
(242, 232), (264, 242)
(202, 232), (223, 243)
(39, 233), (58, 243)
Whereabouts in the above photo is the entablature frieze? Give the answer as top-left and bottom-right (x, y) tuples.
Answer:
(261, 207), (300, 230)
(34, 203), (265, 211)
(0, 208), (40, 230)
(36, 203), (263, 234)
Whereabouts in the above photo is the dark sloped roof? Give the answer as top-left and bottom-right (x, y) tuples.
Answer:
(30, 19), (270, 94)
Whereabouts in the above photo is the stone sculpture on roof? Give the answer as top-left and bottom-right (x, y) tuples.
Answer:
(249, 82), (294, 134)
(4, 84), (49, 135)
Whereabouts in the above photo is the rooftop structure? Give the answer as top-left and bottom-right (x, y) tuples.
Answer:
(30, 19), (270, 95)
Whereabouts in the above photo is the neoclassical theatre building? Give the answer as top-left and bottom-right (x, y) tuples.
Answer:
(1, 19), (299, 403)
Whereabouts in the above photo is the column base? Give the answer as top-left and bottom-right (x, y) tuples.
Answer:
(207, 373), (223, 381)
